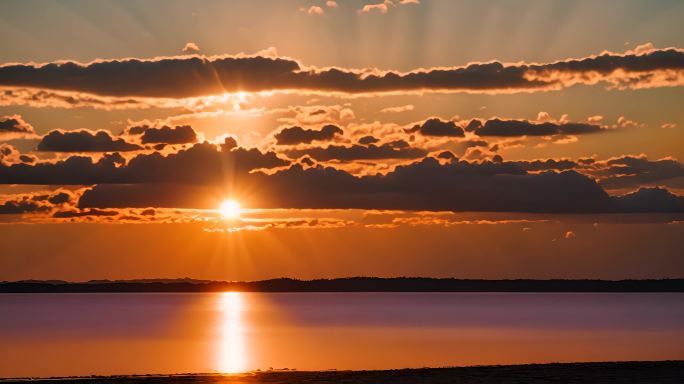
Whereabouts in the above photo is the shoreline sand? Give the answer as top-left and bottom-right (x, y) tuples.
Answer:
(2, 361), (684, 383)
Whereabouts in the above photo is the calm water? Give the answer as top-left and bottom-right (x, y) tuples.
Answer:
(1, 292), (683, 378)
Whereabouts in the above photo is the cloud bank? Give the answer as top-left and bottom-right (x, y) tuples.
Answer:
(1, 140), (681, 213)
(0, 47), (682, 100)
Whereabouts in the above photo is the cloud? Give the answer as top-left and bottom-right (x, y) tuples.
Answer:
(359, 1), (393, 14)
(470, 118), (604, 137)
(614, 187), (684, 212)
(0, 87), (173, 110)
(0, 47), (682, 99)
(0, 144), (36, 165)
(275, 104), (355, 127)
(182, 42), (200, 53)
(72, 154), (680, 214)
(0, 199), (49, 215)
(0, 115), (36, 140)
(0, 54), (302, 98)
(358, 135), (380, 145)
(587, 115), (604, 123)
(205, 217), (355, 233)
(285, 140), (427, 161)
(274, 124), (343, 145)
(507, 158), (579, 172)
(0, 189), (76, 215)
(380, 104), (414, 113)
(464, 139), (489, 148)
(128, 124), (198, 144)
(326, 1), (338, 8)
(259, 160), (684, 213)
(37, 129), (142, 152)
(74, 156), (630, 213)
(1, 141), (288, 185)
(661, 122), (677, 129)
(406, 118), (465, 137)
(53, 208), (119, 219)
(3, 140), (684, 213)
(592, 155), (684, 191)
(0, 198), (49, 214)
(491, 155), (684, 193)
(302, 6), (324, 15)
(359, 0), (417, 14)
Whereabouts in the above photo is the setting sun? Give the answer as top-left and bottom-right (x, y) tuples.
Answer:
(219, 200), (241, 219)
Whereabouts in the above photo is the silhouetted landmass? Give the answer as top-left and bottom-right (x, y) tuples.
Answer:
(1, 361), (683, 383)
(1, 277), (683, 293)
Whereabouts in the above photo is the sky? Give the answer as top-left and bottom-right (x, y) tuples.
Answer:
(0, 0), (683, 281)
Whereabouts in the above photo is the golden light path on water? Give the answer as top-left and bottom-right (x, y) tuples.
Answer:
(217, 291), (246, 373)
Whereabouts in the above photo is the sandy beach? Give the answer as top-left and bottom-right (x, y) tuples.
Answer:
(2, 361), (683, 384)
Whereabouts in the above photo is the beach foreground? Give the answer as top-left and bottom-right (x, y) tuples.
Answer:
(3, 361), (683, 384)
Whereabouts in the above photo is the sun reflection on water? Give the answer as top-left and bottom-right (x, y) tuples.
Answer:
(217, 291), (246, 373)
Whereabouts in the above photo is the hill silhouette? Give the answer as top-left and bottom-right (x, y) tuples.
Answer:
(1, 277), (683, 293)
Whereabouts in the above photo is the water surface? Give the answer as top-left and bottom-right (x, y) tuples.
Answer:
(1, 292), (683, 377)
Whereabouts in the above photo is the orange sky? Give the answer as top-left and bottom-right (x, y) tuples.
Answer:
(0, 0), (683, 280)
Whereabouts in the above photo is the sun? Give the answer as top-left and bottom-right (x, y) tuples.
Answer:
(219, 200), (241, 219)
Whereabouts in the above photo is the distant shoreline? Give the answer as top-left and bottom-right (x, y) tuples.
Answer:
(2, 361), (683, 383)
(2, 277), (684, 293)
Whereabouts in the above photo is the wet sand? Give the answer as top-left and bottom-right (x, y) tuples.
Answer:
(2, 361), (683, 384)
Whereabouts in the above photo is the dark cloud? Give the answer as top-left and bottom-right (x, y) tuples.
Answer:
(0, 141), (288, 184)
(78, 157), (614, 213)
(4, 141), (683, 213)
(500, 156), (684, 192)
(507, 159), (579, 172)
(0, 199), (48, 214)
(1, 145), (15, 156)
(81, 155), (684, 213)
(496, 155), (684, 192)
(78, 184), (224, 210)
(595, 156), (684, 190)
(47, 192), (73, 205)
(0, 55), (301, 98)
(406, 118), (465, 137)
(120, 142), (288, 184)
(0, 190), (75, 214)
(0, 87), (153, 110)
(309, 109), (327, 116)
(0, 48), (682, 98)
(130, 125), (198, 144)
(0, 144), (38, 166)
(299, 156), (316, 166)
(285, 140), (427, 161)
(126, 125), (148, 135)
(222, 136), (238, 150)
(37, 129), (142, 152)
(76, 155), (679, 214)
(614, 187), (684, 212)
(53, 208), (119, 218)
(358, 135), (380, 145)
(0, 115), (35, 138)
(19, 154), (36, 163)
(274, 124), (343, 145)
(436, 151), (457, 160)
(465, 140), (489, 148)
(472, 119), (604, 137)
(1, 144), (24, 165)
(464, 119), (482, 132)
